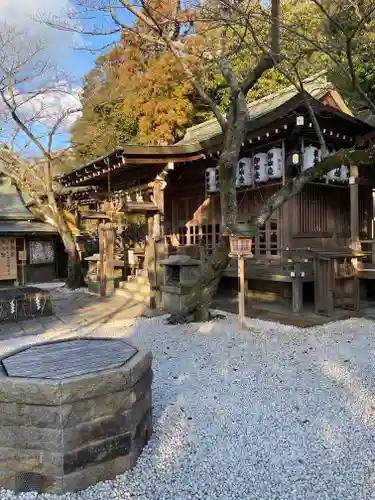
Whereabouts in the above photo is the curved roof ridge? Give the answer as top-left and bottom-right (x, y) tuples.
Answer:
(177, 72), (332, 145)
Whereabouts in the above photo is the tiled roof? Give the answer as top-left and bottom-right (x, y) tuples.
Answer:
(0, 176), (35, 221)
(0, 176), (57, 233)
(177, 75), (336, 146)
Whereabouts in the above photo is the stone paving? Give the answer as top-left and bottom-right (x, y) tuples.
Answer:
(0, 285), (147, 356)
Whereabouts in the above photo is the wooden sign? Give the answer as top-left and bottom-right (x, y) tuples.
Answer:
(0, 238), (17, 280)
(18, 250), (27, 262)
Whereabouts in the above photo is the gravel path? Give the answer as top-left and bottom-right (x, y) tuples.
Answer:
(3, 313), (375, 499)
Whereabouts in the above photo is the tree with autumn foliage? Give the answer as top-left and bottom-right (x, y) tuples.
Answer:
(72, 29), (210, 162)
(72, 0), (333, 164)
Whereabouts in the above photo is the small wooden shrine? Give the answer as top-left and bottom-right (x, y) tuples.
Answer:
(0, 176), (64, 287)
(61, 75), (375, 317)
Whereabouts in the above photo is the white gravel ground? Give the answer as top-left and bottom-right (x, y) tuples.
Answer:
(3, 313), (375, 500)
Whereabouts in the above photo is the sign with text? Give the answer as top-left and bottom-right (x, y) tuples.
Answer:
(0, 238), (17, 280)
(30, 241), (55, 264)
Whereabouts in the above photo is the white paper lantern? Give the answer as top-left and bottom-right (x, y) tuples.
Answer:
(326, 149), (338, 182)
(205, 167), (219, 193)
(325, 149), (349, 183)
(236, 157), (253, 187)
(302, 145), (321, 171)
(267, 147), (283, 179)
(326, 167), (341, 182)
(339, 166), (349, 182)
(253, 153), (269, 183)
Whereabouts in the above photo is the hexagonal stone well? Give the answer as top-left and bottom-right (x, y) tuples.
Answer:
(0, 338), (152, 494)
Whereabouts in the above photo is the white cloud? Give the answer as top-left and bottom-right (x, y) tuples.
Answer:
(0, 90), (82, 157)
(0, 1), (85, 148)
(20, 87), (82, 126)
(0, 0), (79, 72)
(0, 0), (71, 35)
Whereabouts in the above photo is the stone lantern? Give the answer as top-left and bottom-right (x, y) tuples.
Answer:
(159, 255), (201, 313)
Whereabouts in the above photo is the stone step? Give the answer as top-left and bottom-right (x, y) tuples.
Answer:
(115, 288), (150, 303)
(135, 269), (148, 278)
(127, 274), (149, 285)
(119, 280), (150, 294)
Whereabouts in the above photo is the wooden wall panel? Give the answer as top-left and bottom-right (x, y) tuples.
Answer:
(297, 184), (328, 234)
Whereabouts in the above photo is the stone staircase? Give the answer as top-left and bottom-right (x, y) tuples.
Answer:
(115, 270), (151, 304)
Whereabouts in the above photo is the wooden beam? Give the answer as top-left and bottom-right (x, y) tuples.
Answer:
(79, 211), (111, 220)
(350, 177), (375, 187)
(124, 201), (159, 213)
(126, 154), (204, 164)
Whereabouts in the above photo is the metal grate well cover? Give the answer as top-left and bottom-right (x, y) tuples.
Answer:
(1, 338), (138, 380)
(15, 472), (42, 493)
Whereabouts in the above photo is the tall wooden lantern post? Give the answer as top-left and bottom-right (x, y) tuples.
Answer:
(226, 224), (259, 327)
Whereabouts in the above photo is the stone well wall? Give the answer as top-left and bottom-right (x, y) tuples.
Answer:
(0, 341), (152, 494)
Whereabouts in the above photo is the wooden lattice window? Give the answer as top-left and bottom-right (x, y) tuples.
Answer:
(253, 219), (279, 258)
(200, 224), (213, 251)
(177, 226), (187, 245)
(188, 224), (199, 245)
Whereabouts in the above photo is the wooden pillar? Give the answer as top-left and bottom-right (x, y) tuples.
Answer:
(350, 165), (360, 251)
(238, 255), (246, 327)
(98, 223), (106, 297)
(281, 139), (286, 186)
(153, 180), (165, 240)
(105, 222), (115, 286)
(145, 215), (157, 308)
(292, 261), (303, 313)
(150, 180), (166, 308)
(98, 222), (115, 297)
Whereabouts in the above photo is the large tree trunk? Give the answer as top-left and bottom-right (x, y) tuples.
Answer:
(58, 221), (83, 289)
(169, 96), (249, 323)
(168, 236), (231, 323)
(65, 241), (83, 289)
(36, 202), (83, 289)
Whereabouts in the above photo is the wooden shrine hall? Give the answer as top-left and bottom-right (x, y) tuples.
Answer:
(61, 76), (375, 318)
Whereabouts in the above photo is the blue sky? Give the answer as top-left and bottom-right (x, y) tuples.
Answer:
(0, 0), (134, 155)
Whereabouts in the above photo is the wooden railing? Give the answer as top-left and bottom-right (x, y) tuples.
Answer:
(167, 244), (314, 268)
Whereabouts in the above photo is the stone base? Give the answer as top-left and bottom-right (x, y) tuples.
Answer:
(0, 341), (152, 494)
(87, 279), (115, 296)
(160, 285), (193, 314)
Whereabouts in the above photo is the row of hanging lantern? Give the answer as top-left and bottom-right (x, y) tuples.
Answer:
(205, 145), (349, 193)
(302, 145), (349, 182)
(205, 147), (284, 193)
(236, 149), (283, 186)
